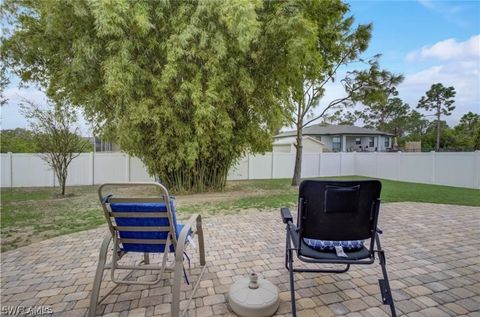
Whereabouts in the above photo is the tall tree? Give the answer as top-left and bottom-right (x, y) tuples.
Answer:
(325, 109), (360, 125)
(457, 112), (480, 132)
(417, 83), (456, 151)
(356, 82), (412, 138)
(403, 110), (429, 136)
(263, 0), (402, 185)
(0, 65), (9, 106)
(2, 0), (286, 192)
(22, 100), (87, 196)
(454, 112), (480, 150)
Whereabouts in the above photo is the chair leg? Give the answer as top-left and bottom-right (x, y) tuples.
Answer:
(171, 259), (183, 317)
(378, 250), (396, 317)
(197, 215), (206, 266)
(285, 228), (297, 317)
(143, 253), (150, 264)
(284, 231), (289, 270)
(88, 235), (112, 317)
(376, 234), (396, 317)
(288, 246), (297, 317)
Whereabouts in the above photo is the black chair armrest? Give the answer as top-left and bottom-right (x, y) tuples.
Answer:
(281, 207), (293, 224)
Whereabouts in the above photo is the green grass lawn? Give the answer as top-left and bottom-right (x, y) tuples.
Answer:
(1, 176), (478, 252)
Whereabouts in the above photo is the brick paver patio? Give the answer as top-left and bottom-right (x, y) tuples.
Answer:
(1, 202), (479, 317)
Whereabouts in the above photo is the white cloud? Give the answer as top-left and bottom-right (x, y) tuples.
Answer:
(400, 35), (480, 125)
(406, 35), (480, 61)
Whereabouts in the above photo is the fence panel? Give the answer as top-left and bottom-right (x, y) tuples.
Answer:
(354, 153), (376, 177)
(340, 153), (355, 176)
(301, 153), (320, 178)
(66, 153), (92, 186)
(320, 153), (341, 176)
(94, 153), (128, 183)
(272, 153), (295, 179)
(376, 153), (399, 180)
(398, 153), (432, 184)
(1, 154), (12, 187)
(227, 156), (249, 180)
(12, 154), (53, 187)
(1, 151), (478, 189)
(249, 153), (272, 179)
(435, 152), (476, 188)
(130, 157), (155, 182)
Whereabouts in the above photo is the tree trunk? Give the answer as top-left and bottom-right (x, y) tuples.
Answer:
(59, 168), (67, 196)
(292, 127), (303, 186)
(436, 106), (441, 152)
(61, 177), (66, 196)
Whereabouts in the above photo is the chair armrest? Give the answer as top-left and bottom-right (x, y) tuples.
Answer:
(175, 214), (200, 261)
(101, 194), (113, 204)
(281, 207), (293, 224)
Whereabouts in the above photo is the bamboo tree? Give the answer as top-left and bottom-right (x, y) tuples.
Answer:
(2, 0), (285, 192)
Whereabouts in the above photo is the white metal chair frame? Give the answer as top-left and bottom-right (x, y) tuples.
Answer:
(88, 182), (206, 317)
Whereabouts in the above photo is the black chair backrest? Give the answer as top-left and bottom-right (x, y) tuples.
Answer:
(298, 180), (381, 241)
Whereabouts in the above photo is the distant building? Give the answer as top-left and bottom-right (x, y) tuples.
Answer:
(274, 124), (393, 152)
(272, 136), (324, 153)
(83, 137), (121, 152)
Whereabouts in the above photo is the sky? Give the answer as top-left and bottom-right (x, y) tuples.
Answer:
(1, 0), (479, 135)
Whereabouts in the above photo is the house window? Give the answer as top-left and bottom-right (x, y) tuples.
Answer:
(384, 137), (390, 148)
(332, 136), (341, 152)
(355, 138), (361, 145)
(369, 137), (374, 147)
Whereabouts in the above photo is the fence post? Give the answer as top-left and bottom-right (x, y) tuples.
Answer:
(318, 152), (322, 177)
(8, 152), (13, 189)
(351, 152), (355, 176)
(247, 154), (251, 180)
(91, 152), (95, 185)
(375, 152), (379, 178)
(396, 151), (402, 181)
(430, 151), (436, 184)
(270, 152), (274, 179)
(475, 151), (480, 189)
(126, 154), (131, 182)
(339, 152), (343, 176)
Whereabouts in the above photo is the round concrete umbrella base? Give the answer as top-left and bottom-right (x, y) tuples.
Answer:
(228, 273), (280, 317)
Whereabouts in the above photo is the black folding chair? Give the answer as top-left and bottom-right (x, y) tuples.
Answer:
(281, 180), (396, 316)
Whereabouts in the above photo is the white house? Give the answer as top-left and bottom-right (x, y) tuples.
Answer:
(274, 124), (393, 152)
(272, 136), (324, 153)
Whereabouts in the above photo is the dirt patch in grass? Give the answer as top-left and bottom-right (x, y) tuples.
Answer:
(2, 177), (478, 252)
(0, 182), (290, 252)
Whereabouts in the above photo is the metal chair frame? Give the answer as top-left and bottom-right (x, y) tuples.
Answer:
(281, 180), (396, 317)
(88, 182), (206, 317)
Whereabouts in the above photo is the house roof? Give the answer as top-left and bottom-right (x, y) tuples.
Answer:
(275, 124), (394, 138)
(272, 136), (324, 146)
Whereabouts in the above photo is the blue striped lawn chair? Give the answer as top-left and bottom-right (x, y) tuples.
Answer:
(88, 182), (206, 317)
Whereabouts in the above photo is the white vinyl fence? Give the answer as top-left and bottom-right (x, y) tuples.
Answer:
(1, 151), (479, 189)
